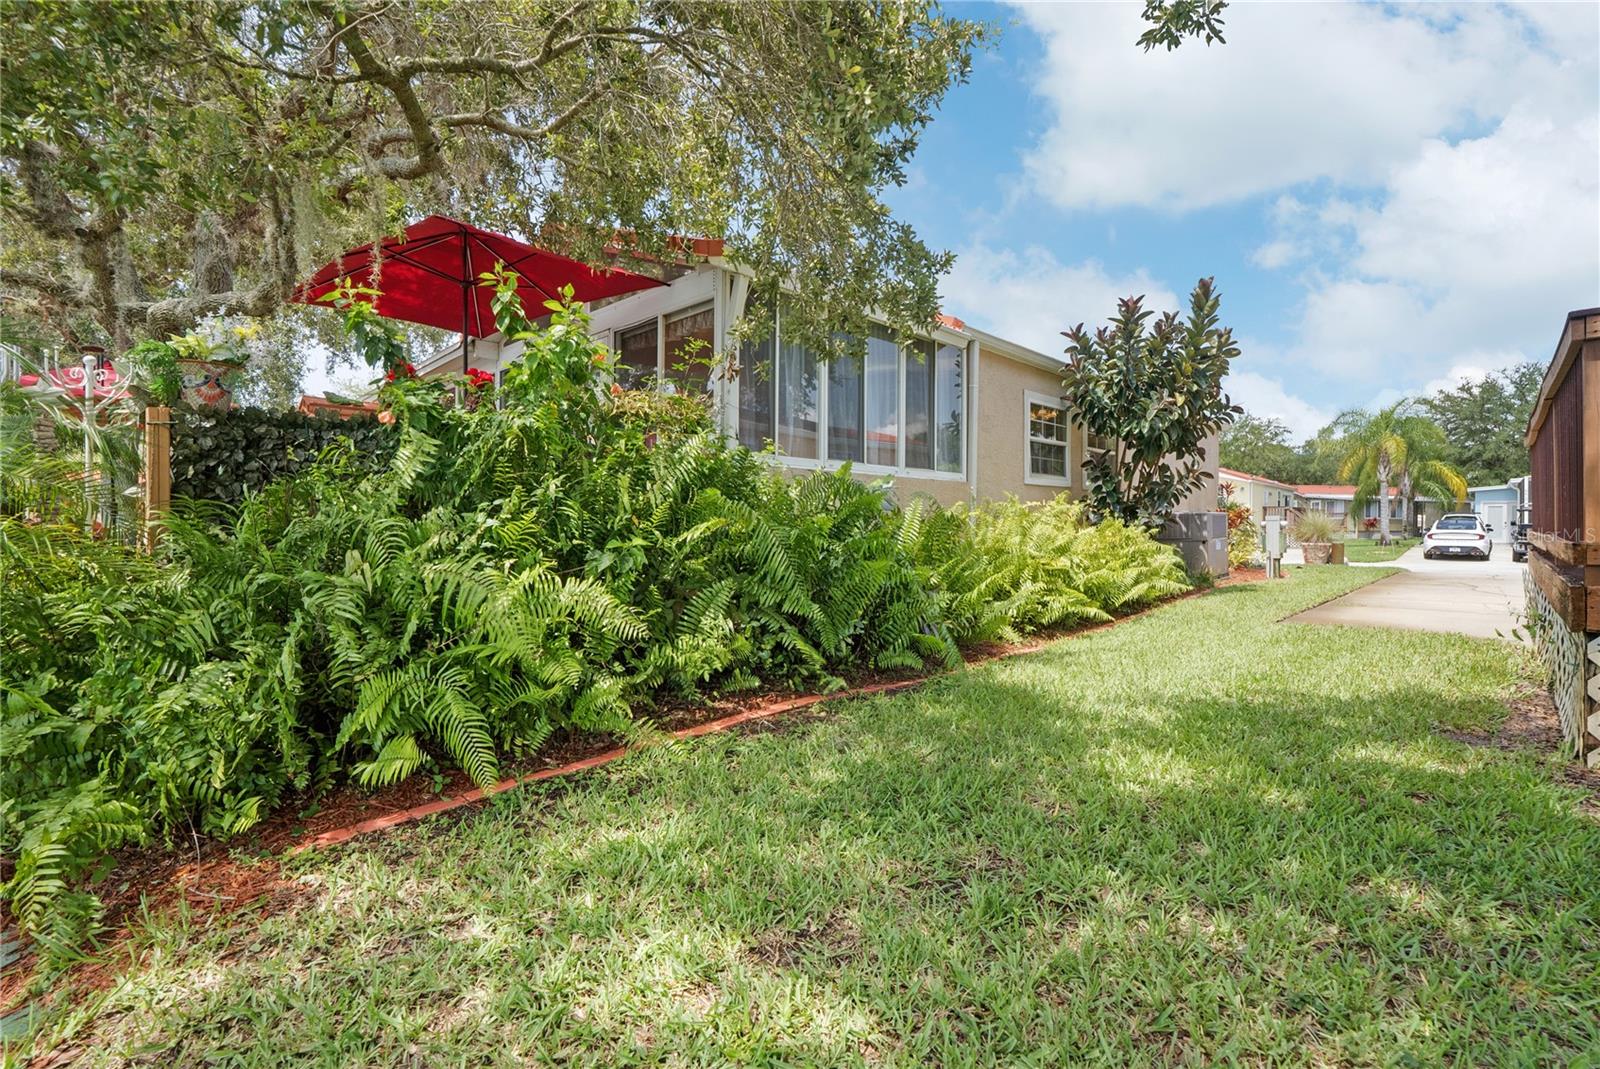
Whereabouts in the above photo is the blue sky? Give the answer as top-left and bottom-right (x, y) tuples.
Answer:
(888, 1), (1599, 439)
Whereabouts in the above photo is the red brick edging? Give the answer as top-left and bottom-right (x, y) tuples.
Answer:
(289, 578), (1248, 854)
(290, 679), (927, 853)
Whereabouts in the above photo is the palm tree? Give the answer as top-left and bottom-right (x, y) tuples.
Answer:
(1334, 400), (1466, 545)
(1393, 416), (1467, 533)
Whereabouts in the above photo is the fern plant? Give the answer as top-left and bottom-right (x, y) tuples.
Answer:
(0, 284), (1192, 967)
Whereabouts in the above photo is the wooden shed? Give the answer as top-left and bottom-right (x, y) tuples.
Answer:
(1523, 306), (1600, 765)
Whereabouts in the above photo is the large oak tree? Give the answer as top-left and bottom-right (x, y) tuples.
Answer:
(2, 0), (1226, 357)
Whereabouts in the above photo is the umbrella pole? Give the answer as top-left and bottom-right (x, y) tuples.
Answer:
(460, 235), (472, 374)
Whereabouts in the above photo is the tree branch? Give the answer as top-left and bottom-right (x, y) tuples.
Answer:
(0, 267), (91, 307)
(337, 20), (441, 180)
(423, 82), (606, 144)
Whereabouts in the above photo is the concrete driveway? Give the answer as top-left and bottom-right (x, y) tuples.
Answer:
(1287, 542), (1526, 641)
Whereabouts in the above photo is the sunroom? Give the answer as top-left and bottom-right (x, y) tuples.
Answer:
(572, 264), (977, 488)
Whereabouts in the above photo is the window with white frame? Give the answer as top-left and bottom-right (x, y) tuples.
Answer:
(614, 303), (716, 393)
(735, 301), (964, 476)
(1085, 431), (1116, 458)
(905, 338), (964, 473)
(664, 304), (714, 391)
(615, 320), (658, 388)
(1025, 391), (1070, 485)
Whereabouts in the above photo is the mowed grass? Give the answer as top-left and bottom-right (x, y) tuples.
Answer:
(1342, 538), (1421, 563)
(24, 567), (1600, 1067)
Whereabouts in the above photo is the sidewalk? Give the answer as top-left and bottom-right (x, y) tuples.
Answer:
(1285, 542), (1526, 641)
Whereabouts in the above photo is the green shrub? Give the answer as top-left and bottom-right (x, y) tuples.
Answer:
(1, 280), (1192, 966)
(122, 340), (183, 407)
(1290, 509), (1342, 545)
(1229, 521), (1261, 569)
(899, 496), (1189, 645)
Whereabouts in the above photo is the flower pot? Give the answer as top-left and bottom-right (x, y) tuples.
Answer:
(176, 358), (240, 410)
(1303, 541), (1332, 565)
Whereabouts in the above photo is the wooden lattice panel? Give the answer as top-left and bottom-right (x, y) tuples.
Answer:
(1525, 569), (1588, 759)
(1589, 637), (1600, 768)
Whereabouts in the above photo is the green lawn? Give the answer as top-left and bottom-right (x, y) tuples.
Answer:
(1342, 537), (1421, 563)
(22, 567), (1600, 1067)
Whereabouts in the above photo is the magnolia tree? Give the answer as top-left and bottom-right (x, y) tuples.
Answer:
(1060, 278), (1242, 528)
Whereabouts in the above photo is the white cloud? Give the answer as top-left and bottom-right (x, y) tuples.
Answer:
(1249, 240), (1301, 271)
(1366, 357), (1523, 411)
(953, 2), (1597, 424)
(1282, 106), (1598, 383)
(1224, 368), (1334, 441)
(938, 244), (1178, 356)
(1015, 1), (1598, 213)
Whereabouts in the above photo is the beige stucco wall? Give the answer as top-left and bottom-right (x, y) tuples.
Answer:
(884, 474), (974, 509)
(1178, 434), (1221, 513)
(970, 347), (1086, 505)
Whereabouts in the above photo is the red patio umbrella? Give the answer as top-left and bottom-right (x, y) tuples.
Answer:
(292, 214), (665, 372)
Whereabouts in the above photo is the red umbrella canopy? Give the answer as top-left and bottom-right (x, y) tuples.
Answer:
(292, 215), (665, 338)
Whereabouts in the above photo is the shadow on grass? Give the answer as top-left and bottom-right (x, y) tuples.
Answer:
(52, 660), (1596, 1067)
(30, 572), (1594, 1066)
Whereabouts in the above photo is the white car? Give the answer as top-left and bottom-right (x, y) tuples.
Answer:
(1423, 514), (1493, 560)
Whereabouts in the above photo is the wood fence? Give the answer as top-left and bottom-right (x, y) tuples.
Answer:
(142, 405), (172, 552)
(1524, 308), (1600, 764)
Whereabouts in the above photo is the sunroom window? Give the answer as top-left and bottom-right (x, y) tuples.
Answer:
(828, 326), (899, 467)
(618, 303), (715, 393)
(616, 321), (658, 388)
(777, 324), (820, 459)
(664, 304), (714, 391)
(905, 339), (964, 473)
(736, 305), (963, 476)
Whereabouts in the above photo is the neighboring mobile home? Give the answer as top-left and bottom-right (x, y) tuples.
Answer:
(1295, 484), (1442, 537)
(1217, 467), (1302, 525)
(416, 254), (1220, 514)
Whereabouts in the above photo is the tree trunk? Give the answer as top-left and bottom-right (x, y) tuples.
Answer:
(1377, 456), (1392, 546)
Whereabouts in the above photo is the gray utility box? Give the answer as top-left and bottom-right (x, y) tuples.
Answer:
(1157, 510), (1229, 578)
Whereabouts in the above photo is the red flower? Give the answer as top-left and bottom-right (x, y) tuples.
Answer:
(384, 361), (418, 382)
(465, 368), (494, 389)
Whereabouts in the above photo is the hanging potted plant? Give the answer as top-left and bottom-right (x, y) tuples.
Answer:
(167, 316), (266, 410)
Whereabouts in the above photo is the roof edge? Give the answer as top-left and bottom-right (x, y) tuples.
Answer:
(969, 326), (1064, 373)
(1526, 307), (1600, 445)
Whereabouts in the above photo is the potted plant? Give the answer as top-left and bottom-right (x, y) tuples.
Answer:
(1291, 510), (1342, 564)
(121, 339), (184, 407)
(167, 316), (266, 410)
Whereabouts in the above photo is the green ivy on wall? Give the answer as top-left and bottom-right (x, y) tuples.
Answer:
(170, 406), (395, 505)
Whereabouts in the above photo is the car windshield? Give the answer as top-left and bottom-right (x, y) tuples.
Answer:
(1435, 516), (1479, 531)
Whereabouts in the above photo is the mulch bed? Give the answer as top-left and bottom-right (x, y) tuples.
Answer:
(0, 573), (1273, 1014)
